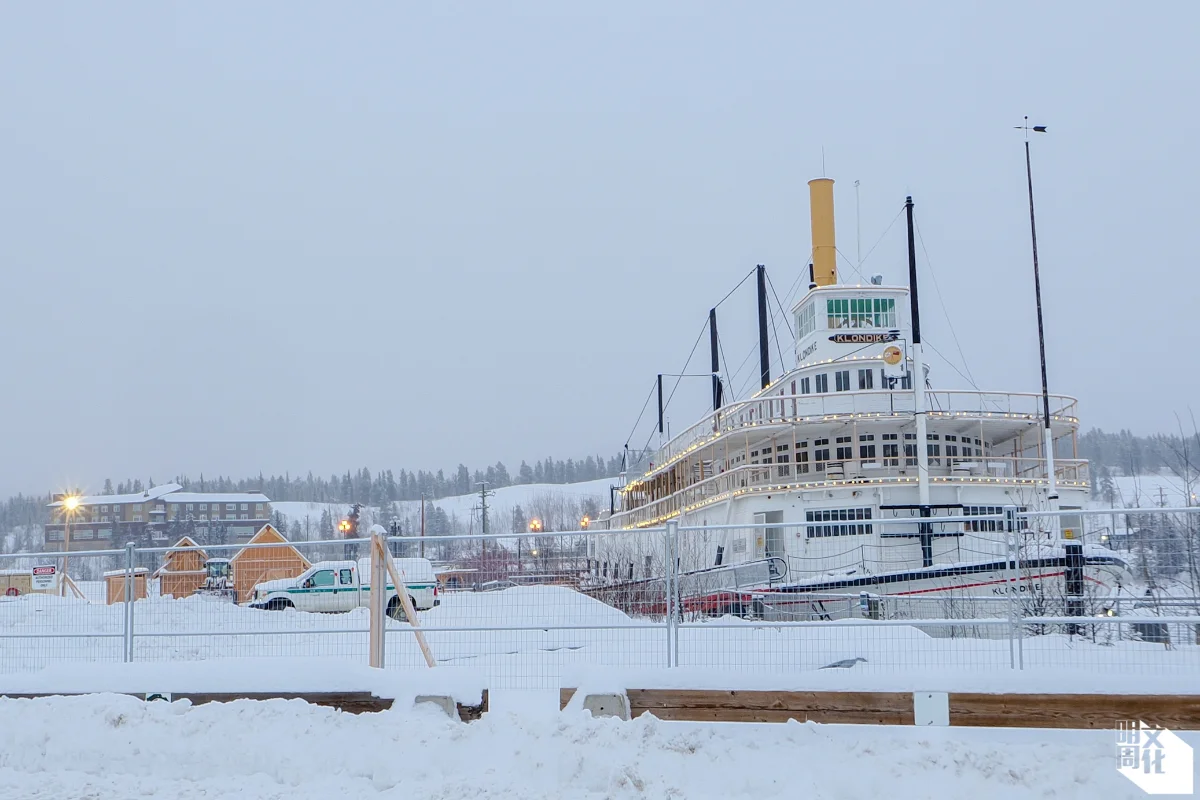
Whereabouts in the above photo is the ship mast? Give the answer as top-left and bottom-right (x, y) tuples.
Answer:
(905, 197), (932, 551)
(1020, 121), (1059, 529)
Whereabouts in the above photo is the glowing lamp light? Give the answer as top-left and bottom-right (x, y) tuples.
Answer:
(62, 495), (81, 512)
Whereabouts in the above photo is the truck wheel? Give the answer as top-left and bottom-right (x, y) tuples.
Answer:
(265, 598), (293, 611)
(386, 596), (416, 621)
(386, 596), (403, 620)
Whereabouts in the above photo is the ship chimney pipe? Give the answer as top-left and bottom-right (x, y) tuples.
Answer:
(808, 263), (817, 290)
(709, 308), (721, 411)
(808, 178), (837, 286)
(756, 265), (770, 389)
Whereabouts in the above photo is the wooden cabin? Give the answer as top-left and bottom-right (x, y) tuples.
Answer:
(153, 536), (208, 599)
(229, 524), (310, 603)
(103, 568), (149, 604)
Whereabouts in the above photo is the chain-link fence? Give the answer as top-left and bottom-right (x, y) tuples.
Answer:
(1, 507), (1198, 687)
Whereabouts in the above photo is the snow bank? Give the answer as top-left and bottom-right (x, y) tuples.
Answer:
(0, 693), (1167, 799)
(0, 658), (486, 705)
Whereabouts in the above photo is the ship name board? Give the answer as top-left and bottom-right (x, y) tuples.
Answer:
(828, 332), (899, 344)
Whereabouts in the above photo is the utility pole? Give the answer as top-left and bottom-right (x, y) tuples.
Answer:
(474, 482), (494, 578)
(419, 493), (426, 559)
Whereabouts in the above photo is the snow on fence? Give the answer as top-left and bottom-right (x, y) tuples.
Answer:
(0, 509), (1198, 689)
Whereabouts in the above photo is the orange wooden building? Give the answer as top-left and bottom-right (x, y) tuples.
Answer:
(153, 536), (209, 599)
(104, 568), (149, 604)
(229, 525), (310, 603)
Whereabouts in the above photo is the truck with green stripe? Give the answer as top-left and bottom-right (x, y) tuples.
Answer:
(249, 558), (439, 618)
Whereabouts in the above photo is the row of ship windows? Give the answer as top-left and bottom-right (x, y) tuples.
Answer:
(796, 298), (898, 339)
(796, 369), (909, 393)
(731, 434), (987, 469)
(804, 505), (1015, 538)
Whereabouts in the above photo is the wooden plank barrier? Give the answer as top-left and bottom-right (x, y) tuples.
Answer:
(561, 688), (1200, 730)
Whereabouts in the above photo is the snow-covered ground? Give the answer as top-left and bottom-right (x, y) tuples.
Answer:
(0, 691), (1177, 799)
(1, 585), (1196, 688)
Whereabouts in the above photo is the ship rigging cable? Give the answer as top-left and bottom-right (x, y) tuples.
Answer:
(915, 221), (978, 388)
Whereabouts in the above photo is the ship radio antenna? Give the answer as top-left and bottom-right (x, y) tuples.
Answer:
(855, 180), (862, 270)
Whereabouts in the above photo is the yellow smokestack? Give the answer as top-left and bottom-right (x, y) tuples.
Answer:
(808, 177), (836, 286)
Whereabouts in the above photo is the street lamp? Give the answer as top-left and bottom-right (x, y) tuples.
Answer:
(59, 494), (81, 597)
(580, 515), (590, 530)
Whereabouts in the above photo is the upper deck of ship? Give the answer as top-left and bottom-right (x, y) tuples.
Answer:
(606, 177), (1087, 529)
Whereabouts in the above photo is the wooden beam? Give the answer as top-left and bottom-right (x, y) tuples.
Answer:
(563, 688), (1200, 730)
(949, 693), (1200, 730)
(627, 689), (913, 726)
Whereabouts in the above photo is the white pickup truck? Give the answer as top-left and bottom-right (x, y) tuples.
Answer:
(249, 558), (439, 618)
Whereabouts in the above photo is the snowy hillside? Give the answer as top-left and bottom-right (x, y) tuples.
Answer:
(272, 478), (613, 538)
(1104, 472), (1196, 509)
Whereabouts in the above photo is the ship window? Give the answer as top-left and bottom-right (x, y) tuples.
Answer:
(858, 369), (874, 390)
(796, 302), (817, 339)
(806, 507), (873, 537)
(836, 444), (853, 460)
(827, 298), (896, 329)
(835, 370), (850, 391)
(796, 450), (810, 473)
(800, 377), (811, 394)
(904, 443), (917, 466)
(860, 443), (876, 460)
(815, 374), (828, 393)
(882, 443), (899, 466)
(814, 440), (830, 471)
(883, 433), (897, 441)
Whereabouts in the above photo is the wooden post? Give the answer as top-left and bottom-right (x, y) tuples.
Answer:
(368, 534), (387, 668)
(382, 542), (437, 668)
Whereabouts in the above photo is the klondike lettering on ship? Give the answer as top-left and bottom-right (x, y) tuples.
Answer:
(828, 331), (900, 344)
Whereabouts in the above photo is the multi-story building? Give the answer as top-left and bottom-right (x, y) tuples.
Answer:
(45, 483), (272, 550)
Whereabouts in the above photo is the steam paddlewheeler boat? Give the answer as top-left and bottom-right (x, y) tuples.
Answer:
(593, 178), (1129, 618)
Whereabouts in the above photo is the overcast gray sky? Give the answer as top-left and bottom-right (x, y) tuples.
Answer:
(1, 2), (1196, 497)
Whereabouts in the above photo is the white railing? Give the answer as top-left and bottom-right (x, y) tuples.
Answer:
(615, 457), (1089, 529)
(641, 389), (1080, 476)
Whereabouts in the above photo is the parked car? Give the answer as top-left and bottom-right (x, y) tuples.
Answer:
(249, 558), (439, 618)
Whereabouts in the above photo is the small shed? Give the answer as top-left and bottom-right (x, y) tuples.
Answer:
(230, 524), (310, 603)
(103, 568), (149, 605)
(0, 570), (33, 597)
(153, 536), (208, 599)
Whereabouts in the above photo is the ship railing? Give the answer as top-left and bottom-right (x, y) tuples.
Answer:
(614, 457), (1089, 529)
(649, 389), (1080, 472)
